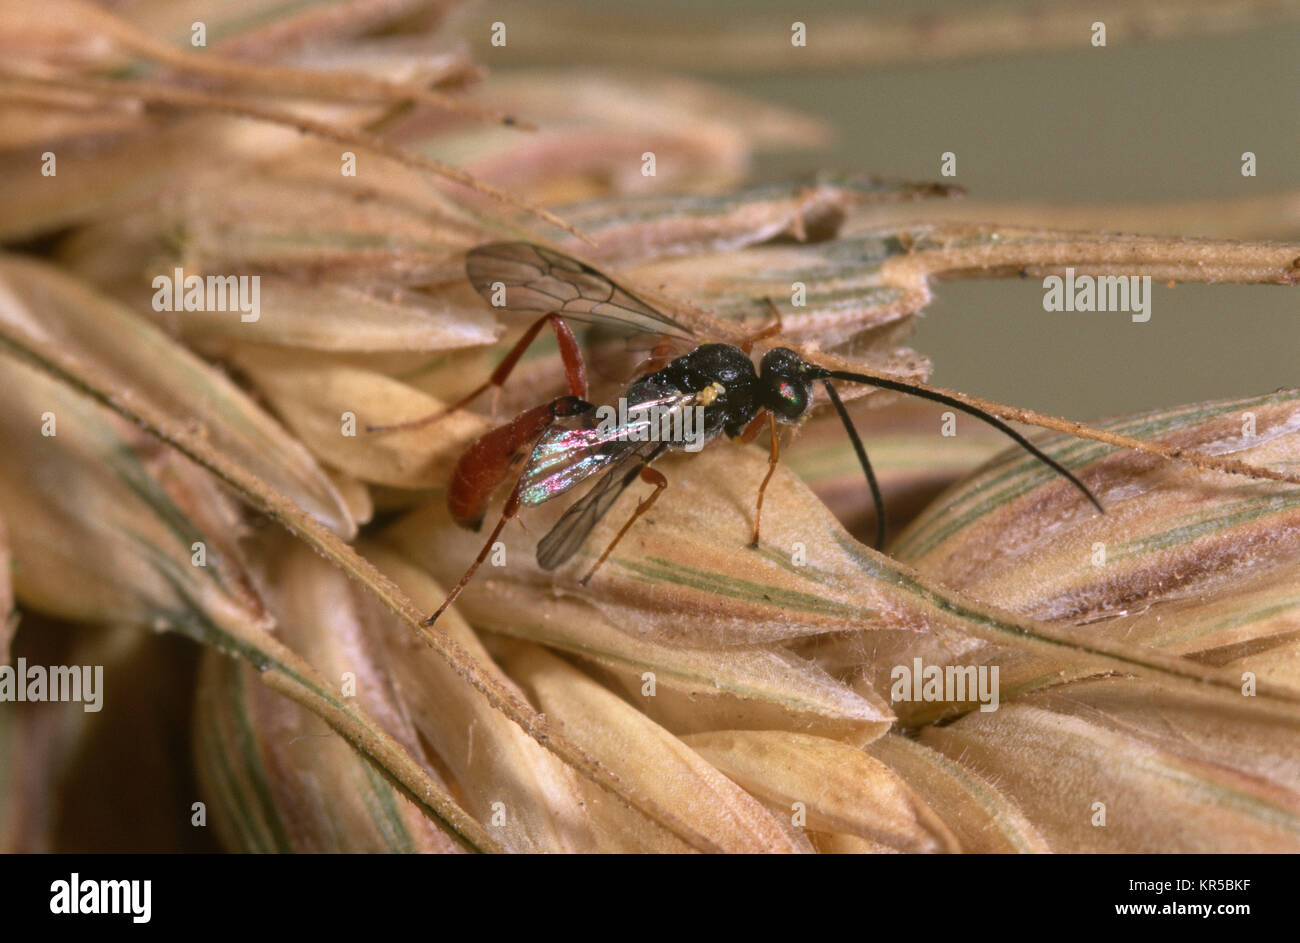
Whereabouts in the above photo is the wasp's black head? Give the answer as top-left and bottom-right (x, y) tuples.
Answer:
(758, 347), (814, 423)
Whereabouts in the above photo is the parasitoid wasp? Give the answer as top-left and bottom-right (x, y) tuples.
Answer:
(390, 242), (1106, 626)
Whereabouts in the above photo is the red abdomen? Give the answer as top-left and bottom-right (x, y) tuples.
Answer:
(447, 396), (588, 530)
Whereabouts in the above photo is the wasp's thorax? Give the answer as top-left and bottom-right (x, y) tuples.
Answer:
(633, 343), (764, 440)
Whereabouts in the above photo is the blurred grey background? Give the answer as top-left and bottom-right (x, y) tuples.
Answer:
(486, 0), (1300, 420)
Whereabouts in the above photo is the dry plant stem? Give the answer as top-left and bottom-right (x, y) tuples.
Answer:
(864, 193), (1300, 241)
(0, 328), (723, 853)
(0, 71), (588, 244)
(0, 85), (142, 113)
(260, 659), (496, 852)
(256, 668), (497, 849)
(66, 0), (532, 128)
(911, 234), (1300, 284)
(177, 576), (492, 848)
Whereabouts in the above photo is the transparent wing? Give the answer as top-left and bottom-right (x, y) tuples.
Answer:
(536, 442), (668, 571)
(466, 242), (696, 340)
(517, 391), (692, 507)
(584, 321), (698, 383)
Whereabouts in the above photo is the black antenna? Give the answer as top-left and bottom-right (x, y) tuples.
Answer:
(821, 379), (887, 549)
(807, 366), (1105, 516)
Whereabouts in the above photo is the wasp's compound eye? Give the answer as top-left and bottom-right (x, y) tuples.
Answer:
(773, 379), (808, 418)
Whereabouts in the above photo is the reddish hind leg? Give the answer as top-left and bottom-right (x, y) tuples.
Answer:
(368, 313), (587, 433)
(427, 394), (593, 626)
(423, 485), (522, 627)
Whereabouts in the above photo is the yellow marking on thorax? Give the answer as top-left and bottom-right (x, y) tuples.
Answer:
(695, 381), (725, 407)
